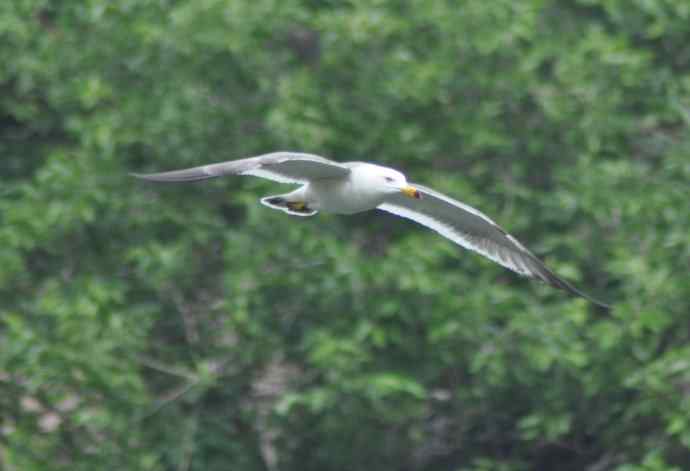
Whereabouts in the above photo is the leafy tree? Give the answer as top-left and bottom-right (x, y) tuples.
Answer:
(1, 1), (688, 470)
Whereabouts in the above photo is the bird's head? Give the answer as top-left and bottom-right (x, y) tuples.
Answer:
(377, 167), (421, 199)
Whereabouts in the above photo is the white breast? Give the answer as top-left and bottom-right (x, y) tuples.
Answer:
(306, 167), (388, 214)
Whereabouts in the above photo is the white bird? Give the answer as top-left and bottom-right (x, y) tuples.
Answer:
(132, 152), (609, 308)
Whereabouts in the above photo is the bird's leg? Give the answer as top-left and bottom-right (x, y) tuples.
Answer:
(287, 201), (306, 211)
(260, 194), (317, 216)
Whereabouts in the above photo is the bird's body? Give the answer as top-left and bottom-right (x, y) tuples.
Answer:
(303, 163), (406, 214)
(132, 152), (610, 308)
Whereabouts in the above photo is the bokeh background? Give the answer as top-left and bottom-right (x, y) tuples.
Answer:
(1, 1), (689, 470)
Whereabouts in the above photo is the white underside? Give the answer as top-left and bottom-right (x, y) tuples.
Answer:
(304, 180), (386, 214)
(377, 202), (534, 276)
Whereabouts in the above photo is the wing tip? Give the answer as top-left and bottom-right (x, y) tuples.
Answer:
(519, 252), (610, 309)
(129, 172), (159, 182)
(541, 269), (611, 309)
(129, 170), (213, 183)
(129, 172), (176, 182)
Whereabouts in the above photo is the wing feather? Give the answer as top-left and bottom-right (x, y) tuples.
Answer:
(378, 183), (609, 308)
(131, 152), (350, 184)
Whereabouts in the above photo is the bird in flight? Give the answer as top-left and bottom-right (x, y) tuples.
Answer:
(132, 152), (609, 308)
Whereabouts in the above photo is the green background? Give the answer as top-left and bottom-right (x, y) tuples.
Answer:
(1, 1), (689, 470)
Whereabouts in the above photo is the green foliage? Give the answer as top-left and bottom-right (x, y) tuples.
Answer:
(1, 1), (689, 470)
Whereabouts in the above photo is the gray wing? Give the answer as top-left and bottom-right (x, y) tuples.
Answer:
(378, 183), (609, 308)
(131, 152), (350, 184)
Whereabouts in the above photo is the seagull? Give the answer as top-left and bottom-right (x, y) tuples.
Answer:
(132, 152), (609, 308)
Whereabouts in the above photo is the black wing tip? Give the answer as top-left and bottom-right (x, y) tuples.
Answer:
(525, 256), (611, 309)
(576, 293), (612, 310)
(129, 172), (177, 183)
(580, 289), (612, 309)
(562, 282), (611, 309)
(542, 271), (611, 309)
(129, 171), (211, 183)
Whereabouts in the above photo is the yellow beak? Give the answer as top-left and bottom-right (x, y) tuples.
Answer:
(401, 185), (421, 199)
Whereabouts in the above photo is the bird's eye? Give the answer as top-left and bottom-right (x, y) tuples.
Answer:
(384, 176), (394, 183)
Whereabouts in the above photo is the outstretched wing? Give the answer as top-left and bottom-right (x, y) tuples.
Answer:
(378, 183), (609, 308)
(131, 152), (350, 184)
